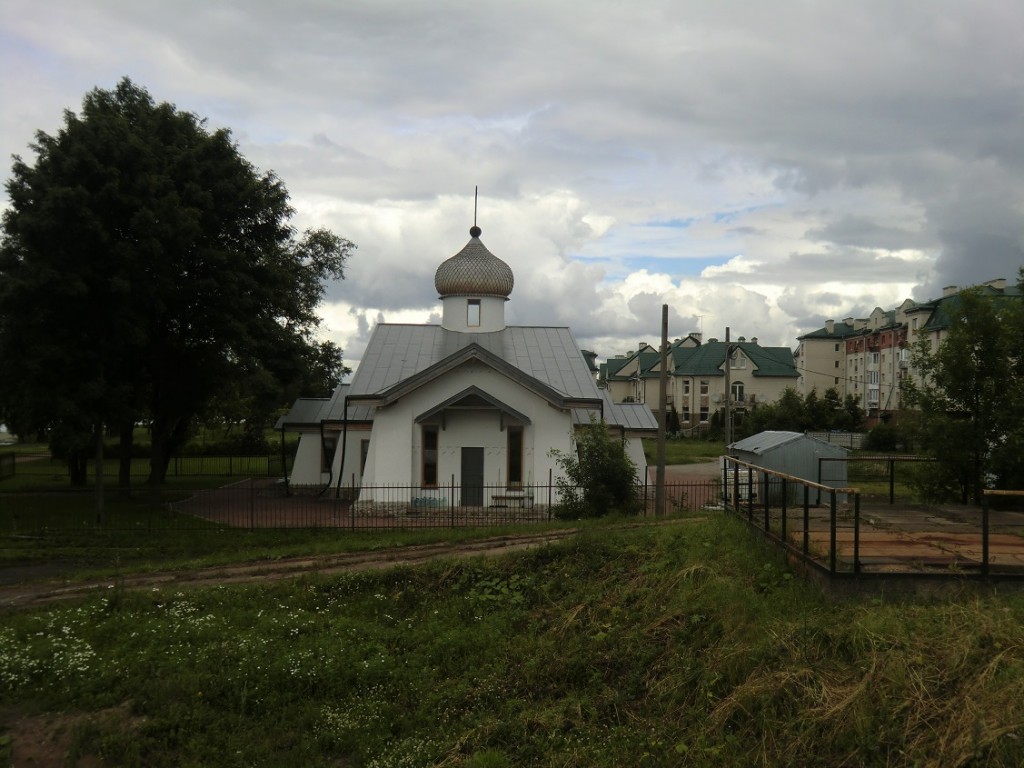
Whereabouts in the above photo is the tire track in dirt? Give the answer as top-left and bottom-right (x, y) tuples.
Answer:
(0, 529), (582, 611)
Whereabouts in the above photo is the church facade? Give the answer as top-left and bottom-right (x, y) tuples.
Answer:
(278, 224), (657, 507)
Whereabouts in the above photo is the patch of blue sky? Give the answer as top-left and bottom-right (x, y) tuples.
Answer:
(622, 255), (730, 276)
(712, 203), (780, 224)
(566, 214), (747, 283)
(569, 251), (733, 282)
(579, 224), (738, 262)
(643, 217), (698, 229)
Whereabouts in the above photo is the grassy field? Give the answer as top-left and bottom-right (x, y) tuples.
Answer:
(1, 454), (285, 492)
(0, 502), (602, 579)
(3, 514), (1023, 767)
(643, 438), (725, 465)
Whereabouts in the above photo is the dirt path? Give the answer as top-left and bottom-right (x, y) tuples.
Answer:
(648, 460), (721, 484)
(0, 529), (583, 612)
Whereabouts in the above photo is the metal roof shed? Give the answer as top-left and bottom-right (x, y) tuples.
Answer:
(727, 430), (848, 502)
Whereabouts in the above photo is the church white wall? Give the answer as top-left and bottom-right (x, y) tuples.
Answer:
(440, 295), (507, 332)
(289, 433), (329, 486)
(334, 427), (372, 487)
(624, 437), (647, 473)
(358, 360), (576, 501)
(286, 426), (371, 488)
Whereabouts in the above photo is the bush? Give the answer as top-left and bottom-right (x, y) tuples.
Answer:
(550, 420), (640, 518)
(906, 460), (965, 504)
(864, 422), (901, 452)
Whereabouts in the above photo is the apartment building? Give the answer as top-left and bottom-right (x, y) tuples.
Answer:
(601, 334), (797, 429)
(796, 278), (1016, 424)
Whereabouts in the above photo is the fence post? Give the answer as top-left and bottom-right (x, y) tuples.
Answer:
(450, 474), (456, 528)
(763, 475), (770, 533)
(548, 468), (553, 520)
(780, 478), (787, 542)
(249, 477), (255, 529)
(853, 492), (861, 576)
(746, 465), (754, 521)
(721, 458), (728, 509)
(829, 490), (837, 576)
(803, 485), (810, 556)
(732, 461), (739, 513)
(982, 493), (990, 579)
(889, 458), (896, 504)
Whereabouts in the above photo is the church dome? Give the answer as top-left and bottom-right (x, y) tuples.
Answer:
(434, 226), (514, 299)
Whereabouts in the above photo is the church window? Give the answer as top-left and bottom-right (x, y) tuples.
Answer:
(422, 425), (439, 487)
(507, 425), (523, 486)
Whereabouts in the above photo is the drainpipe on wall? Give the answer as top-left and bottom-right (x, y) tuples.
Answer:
(655, 304), (668, 517)
(280, 428), (289, 496)
(335, 395), (350, 499)
(317, 420), (333, 497)
(725, 327), (732, 448)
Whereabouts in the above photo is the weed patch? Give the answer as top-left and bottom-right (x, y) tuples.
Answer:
(2, 517), (1024, 765)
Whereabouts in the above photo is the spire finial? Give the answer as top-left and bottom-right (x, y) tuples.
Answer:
(470, 186), (481, 237)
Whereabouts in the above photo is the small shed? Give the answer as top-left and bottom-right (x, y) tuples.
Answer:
(727, 431), (848, 502)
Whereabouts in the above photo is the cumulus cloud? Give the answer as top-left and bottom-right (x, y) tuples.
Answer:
(3, 0), (1023, 371)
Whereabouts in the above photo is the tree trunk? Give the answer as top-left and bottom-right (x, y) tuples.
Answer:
(148, 414), (190, 485)
(94, 422), (105, 524)
(118, 420), (135, 495)
(67, 450), (88, 486)
(149, 418), (171, 486)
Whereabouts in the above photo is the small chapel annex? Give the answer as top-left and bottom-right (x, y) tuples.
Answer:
(277, 223), (657, 508)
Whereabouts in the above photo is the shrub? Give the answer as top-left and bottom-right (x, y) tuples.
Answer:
(550, 420), (640, 518)
(864, 422), (900, 452)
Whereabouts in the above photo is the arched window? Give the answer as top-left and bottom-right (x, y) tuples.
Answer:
(731, 381), (745, 403)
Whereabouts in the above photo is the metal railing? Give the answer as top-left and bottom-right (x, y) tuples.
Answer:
(6, 454), (286, 479)
(804, 431), (867, 449)
(723, 456), (860, 578)
(0, 477), (723, 533)
(722, 456), (1024, 582)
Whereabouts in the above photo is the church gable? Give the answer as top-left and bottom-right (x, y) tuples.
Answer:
(414, 385), (532, 426)
(352, 342), (598, 412)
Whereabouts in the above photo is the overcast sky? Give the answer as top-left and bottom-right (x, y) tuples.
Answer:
(3, 1), (1023, 372)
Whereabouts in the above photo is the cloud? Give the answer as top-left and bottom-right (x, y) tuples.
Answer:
(3, 0), (1024, 372)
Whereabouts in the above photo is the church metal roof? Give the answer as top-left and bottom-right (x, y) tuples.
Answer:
(349, 324), (602, 401)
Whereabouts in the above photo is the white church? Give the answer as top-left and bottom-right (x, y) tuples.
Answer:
(277, 222), (657, 509)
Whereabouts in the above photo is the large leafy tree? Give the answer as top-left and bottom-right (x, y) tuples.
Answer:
(0, 79), (354, 485)
(732, 386), (864, 439)
(901, 279), (1024, 503)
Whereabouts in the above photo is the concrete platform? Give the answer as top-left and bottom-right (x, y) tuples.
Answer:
(748, 500), (1024, 576)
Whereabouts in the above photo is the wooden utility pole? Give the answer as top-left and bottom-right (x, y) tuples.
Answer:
(655, 304), (668, 516)
(724, 327), (732, 448)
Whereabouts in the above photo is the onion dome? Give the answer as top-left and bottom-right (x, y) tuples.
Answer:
(434, 226), (514, 299)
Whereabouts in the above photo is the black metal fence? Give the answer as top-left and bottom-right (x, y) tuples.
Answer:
(0, 477), (724, 533)
(822, 454), (936, 504)
(722, 456), (1024, 583)
(4, 454), (286, 479)
(805, 431), (867, 449)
